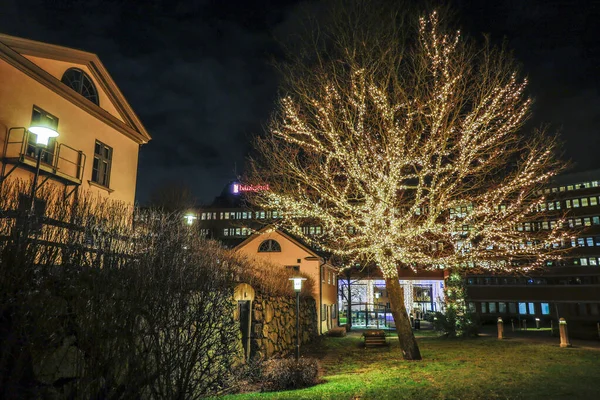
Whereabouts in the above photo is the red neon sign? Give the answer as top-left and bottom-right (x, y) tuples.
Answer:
(232, 183), (270, 193)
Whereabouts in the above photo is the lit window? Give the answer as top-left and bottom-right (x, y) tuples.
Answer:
(590, 258), (597, 266)
(560, 186), (566, 192)
(567, 185), (574, 191)
(548, 202), (554, 210)
(224, 213), (229, 220)
(518, 303), (527, 315)
(235, 228), (241, 236)
(489, 302), (497, 313)
(587, 237), (594, 247)
(542, 222), (549, 230)
(499, 302), (506, 313)
(223, 229), (229, 236)
(91, 141), (112, 187)
(594, 217), (600, 225)
(481, 303), (487, 313)
(61, 68), (99, 105)
(528, 303), (535, 315)
(591, 197), (598, 206)
(585, 218), (592, 226)
(541, 303), (550, 315)
(555, 201), (561, 209)
(582, 198), (589, 207)
(258, 239), (281, 252)
(581, 258), (588, 266)
(573, 199), (581, 208)
(566, 200), (572, 208)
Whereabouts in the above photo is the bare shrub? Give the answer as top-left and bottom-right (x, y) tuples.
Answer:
(261, 357), (320, 392)
(0, 181), (249, 399)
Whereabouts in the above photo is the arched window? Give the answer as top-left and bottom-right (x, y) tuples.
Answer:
(258, 239), (281, 252)
(61, 68), (99, 105)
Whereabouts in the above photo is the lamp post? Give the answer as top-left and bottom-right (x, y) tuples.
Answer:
(374, 291), (381, 329)
(184, 213), (197, 226)
(289, 276), (306, 361)
(27, 124), (58, 213)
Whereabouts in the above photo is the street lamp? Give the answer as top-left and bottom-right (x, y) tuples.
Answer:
(184, 213), (197, 225)
(289, 276), (306, 361)
(28, 123), (58, 213)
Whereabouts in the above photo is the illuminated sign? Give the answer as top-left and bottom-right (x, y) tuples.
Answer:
(232, 183), (270, 194)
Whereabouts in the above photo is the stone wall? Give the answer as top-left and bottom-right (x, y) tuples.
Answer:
(250, 294), (318, 359)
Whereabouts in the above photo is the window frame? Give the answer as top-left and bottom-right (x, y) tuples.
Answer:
(91, 140), (113, 188)
(258, 239), (281, 252)
(61, 67), (100, 105)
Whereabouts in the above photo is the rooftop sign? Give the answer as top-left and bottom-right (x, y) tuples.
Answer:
(232, 183), (270, 194)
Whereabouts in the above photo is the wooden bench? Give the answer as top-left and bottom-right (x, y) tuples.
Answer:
(363, 329), (387, 347)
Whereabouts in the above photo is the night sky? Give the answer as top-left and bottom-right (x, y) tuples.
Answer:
(1, 0), (599, 204)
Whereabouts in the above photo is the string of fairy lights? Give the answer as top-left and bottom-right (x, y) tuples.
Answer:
(249, 12), (568, 280)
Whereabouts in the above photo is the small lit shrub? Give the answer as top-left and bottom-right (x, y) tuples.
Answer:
(261, 357), (319, 392)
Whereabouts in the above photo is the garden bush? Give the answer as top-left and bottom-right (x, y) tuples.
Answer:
(261, 357), (320, 392)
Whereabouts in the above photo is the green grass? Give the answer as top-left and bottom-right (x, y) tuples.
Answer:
(223, 333), (600, 399)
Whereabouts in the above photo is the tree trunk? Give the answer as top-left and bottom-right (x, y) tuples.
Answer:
(385, 276), (422, 360)
(346, 269), (352, 331)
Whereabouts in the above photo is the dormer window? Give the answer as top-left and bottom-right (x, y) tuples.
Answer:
(61, 68), (99, 105)
(258, 239), (281, 252)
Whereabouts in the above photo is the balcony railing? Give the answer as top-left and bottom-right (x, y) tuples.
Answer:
(1, 127), (86, 186)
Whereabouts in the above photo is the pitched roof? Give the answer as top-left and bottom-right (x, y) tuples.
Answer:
(234, 225), (323, 260)
(0, 33), (151, 144)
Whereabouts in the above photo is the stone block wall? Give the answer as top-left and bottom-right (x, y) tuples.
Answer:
(250, 294), (317, 359)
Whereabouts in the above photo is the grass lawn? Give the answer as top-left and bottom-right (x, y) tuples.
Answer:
(223, 333), (600, 399)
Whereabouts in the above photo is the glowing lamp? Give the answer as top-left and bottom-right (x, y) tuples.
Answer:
(184, 214), (197, 225)
(29, 125), (59, 146)
(289, 276), (306, 292)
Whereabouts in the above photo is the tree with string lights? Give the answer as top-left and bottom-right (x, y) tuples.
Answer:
(247, 5), (565, 360)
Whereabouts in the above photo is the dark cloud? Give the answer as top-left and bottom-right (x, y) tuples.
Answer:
(2, 0), (599, 204)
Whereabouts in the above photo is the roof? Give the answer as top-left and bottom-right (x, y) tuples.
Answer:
(0, 33), (151, 145)
(234, 225), (326, 261)
(551, 168), (600, 187)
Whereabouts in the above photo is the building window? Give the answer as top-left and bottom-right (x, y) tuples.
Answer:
(286, 265), (300, 272)
(499, 302), (506, 313)
(518, 303), (527, 315)
(541, 303), (550, 315)
(258, 239), (281, 252)
(28, 106), (58, 164)
(91, 141), (112, 187)
(61, 68), (99, 105)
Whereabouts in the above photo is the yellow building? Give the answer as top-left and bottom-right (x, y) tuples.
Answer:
(236, 227), (339, 334)
(0, 33), (150, 204)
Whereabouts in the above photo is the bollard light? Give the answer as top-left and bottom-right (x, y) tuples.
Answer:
(559, 318), (571, 348)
